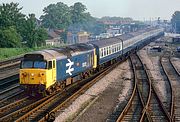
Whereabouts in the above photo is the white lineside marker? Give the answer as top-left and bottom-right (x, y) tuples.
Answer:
(66, 59), (74, 76)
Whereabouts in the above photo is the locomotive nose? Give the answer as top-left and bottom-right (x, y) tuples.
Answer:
(20, 69), (46, 85)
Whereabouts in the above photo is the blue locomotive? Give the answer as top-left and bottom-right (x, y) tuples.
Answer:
(20, 27), (164, 96)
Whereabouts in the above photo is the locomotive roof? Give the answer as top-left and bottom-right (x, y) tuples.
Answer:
(89, 27), (160, 48)
(24, 50), (61, 61)
(52, 43), (94, 57)
(24, 43), (94, 61)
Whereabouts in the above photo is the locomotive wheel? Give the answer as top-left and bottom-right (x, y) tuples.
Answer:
(46, 88), (52, 95)
(42, 91), (47, 97)
(60, 82), (65, 90)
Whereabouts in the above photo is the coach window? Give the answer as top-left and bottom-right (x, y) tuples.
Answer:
(104, 48), (106, 56)
(109, 46), (111, 54)
(101, 48), (103, 57)
(106, 47), (109, 55)
(48, 61), (52, 69)
(112, 45), (114, 53)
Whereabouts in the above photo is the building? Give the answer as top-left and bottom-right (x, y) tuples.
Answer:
(165, 33), (180, 43)
(78, 32), (89, 43)
(67, 31), (89, 44)
(45, 29), (64, 46)
(107, 28), (120, 36)
(45, 39), (61, 46)
(98, 17), (133, 25)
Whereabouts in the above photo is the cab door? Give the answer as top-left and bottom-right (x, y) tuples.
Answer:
(52, 59), (56, 83)
(46, 60), (56, 88)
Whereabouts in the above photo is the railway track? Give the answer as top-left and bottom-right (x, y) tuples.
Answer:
(0, 56), (22, 67)
(0, 84), (21, 100)
(0, 56), (21, 80)
(0, 90), (25, 108)
(0, 75), (20, 100)
(0, 63), (19, 73)
(136, 54), (172, 122)
(0, 64), (19, 80)
(0, 75), (19, 90)
(0, 94), (51, 122)
(0, 96), (29, 118)
(170, 58), (180, 76)
(116, 53), (172, 122)
(161, 56), (180, 121)
(114, 55), (146, 122)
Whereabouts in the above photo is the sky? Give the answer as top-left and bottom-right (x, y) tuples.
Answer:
(0, 0), (180, 21)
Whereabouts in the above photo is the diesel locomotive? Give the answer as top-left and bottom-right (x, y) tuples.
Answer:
(20, 27), (164, 96)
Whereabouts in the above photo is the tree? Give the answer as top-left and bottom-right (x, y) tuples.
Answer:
(69, 2), (105, 35)
(0, 26), (21, 47)
(0, 2), (48, 48)
(0, 2), (25, 47)
(0, 2), (25, 30)
(23, 14), (48, 47)
(70, 2), (87, 24)
(40, 2), (71, 29)
(35, 28), (48, 47)
(171, 11), (180, 33)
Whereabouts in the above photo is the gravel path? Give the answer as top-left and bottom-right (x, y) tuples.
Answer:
(55, 60), (132, 122)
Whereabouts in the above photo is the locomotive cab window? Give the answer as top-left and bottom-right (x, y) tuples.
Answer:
(48, 61), (52, 69)
(21, 61), (33, 68)
(53, 60), (55, 68)
(34, 61), (46, 69)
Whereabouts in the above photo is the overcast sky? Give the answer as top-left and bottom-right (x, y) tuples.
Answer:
(1, 0), (180, 21)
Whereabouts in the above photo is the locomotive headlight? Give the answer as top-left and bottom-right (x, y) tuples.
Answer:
(31, 73), (34, 77)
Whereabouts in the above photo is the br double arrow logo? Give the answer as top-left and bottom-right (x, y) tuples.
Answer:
(66, 59), (74, 76)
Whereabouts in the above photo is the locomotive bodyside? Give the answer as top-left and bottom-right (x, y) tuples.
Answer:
(56, 50), (95, 82)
